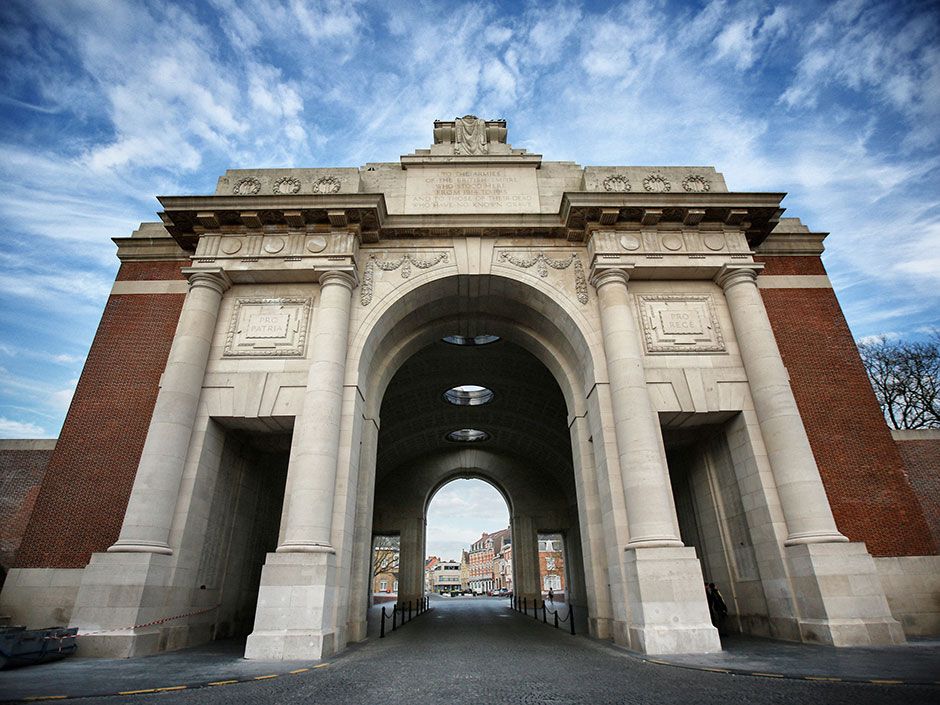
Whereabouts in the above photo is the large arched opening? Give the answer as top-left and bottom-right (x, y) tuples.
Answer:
(344, 272), (613, 641)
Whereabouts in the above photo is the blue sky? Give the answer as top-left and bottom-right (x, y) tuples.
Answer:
(426, 479), (509, 561)
(0, 0), (938, 444)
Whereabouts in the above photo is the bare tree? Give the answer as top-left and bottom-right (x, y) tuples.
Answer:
(372, 535), (400, 578)
(858, 333), (940, 429)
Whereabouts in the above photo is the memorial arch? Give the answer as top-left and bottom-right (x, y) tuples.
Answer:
(4, 117), (936, 661)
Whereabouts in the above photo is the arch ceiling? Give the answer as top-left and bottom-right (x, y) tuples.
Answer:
(376, 339), (574, 492)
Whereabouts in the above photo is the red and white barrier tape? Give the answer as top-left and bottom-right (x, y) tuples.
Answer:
(44, 603), (221, 640)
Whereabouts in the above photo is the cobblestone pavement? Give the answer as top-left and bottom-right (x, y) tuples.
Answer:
(4, 597), (939, 704)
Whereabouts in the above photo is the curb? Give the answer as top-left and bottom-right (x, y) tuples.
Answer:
(1, 662), (332, 703)
(632, 654), (940, 687)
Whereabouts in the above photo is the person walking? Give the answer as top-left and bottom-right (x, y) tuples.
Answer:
(705, 582), (728, 635)
(548, 587), (554, 604)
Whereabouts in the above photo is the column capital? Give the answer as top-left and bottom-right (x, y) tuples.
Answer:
(319, 269), (358, 290)
(182, 267), (231, 295)
(714, 263), (763, 291)
(589, 265), (634, 291)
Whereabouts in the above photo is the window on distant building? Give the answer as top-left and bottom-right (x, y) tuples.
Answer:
(380, 580), (388, 591)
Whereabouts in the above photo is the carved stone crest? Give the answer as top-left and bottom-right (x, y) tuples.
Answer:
(454, 115), (488, 155)
(643, 173), (671, 192)
(637, 295), (725, 353)
(224, 297), (311, 357)
(682, 174), (710, 192)
(233, 177), (261, 196)
(312, 176), (341, 194)
(603, 175), (631, 192)
(273, 176), (301, 195)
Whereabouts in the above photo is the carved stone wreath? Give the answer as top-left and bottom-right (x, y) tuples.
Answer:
(312, 176), (341, 194)
(273, 176), (301, 195)
(360, 252), (450, 306)
(497, 251), (589, 305)
(643, 173), (671, 192)
(603, 175), (631, 192)
(233, 177), (262, 195)
(682, 174), (710, 192)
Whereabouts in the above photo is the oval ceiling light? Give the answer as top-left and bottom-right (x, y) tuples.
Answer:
(445, 428), (490, 443)
(442, 334), (500, 346)
(443, 385), (494, 406)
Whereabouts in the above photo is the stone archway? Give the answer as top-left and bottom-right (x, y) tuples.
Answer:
(342, 272), (613, 643)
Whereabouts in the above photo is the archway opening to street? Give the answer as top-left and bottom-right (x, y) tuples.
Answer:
(425, 478), (510, 596)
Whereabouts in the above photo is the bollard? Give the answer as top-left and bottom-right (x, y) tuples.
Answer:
(542, 603), (547, 623)
(554, 611), (559, 629)
(380, 606), (387, 638)
(409, 600), (413, 621)
(523, 597), (527, 615)
(392, 604), (398, 631)
(569, 604), (575, 635)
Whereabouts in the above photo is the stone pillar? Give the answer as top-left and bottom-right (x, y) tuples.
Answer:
(245, 269), (357, 660)
(278, 270), (357, 553)
(715, 264), (846, 545)
(591, 268), (682, 548)
(591, 266), (720, 654)
(397, 515), (426, 606)
(510, 515), (540, 605)
(716, 264), (903, 646)
(109, 267), (229, 554)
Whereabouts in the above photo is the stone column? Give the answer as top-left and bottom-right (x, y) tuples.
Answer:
(278, 270), (356, 553)
(397, 515), (426, 606)
(510, 515), (540, 604)
(109, 267), (229, 554)
(591, 268), (682, 548)
(715, 264), (847, 545)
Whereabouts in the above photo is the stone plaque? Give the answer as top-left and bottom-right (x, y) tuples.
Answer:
(404, 166), (540, 214)
(224, 297), (311, 357)
(637, 295), (725, 353)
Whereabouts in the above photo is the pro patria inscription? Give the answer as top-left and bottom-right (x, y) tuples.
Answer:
(404, 166), (540, 214)
(224, 298), (311, 357)
(638, 295), (725, 353)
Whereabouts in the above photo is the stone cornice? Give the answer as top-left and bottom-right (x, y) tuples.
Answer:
(755, 230), (827, 256)
(561, 191), (786, 246)
(156, 190), (787, 252)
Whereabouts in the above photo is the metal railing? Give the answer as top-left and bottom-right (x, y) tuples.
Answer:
(379, 596), (431, 638)
(510, 594), (575, 635)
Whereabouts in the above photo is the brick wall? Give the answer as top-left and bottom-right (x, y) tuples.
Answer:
(15, 261), (186, 569)
(892, 431), (940, 552)
(0, 440), (56, 577)
(757, 256), (936, 556)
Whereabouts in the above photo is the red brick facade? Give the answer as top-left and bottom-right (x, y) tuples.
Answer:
(893, 434), (940, 552)
(757, 257), (936, 556)
(0, 442), (55, 577)
(15, 291), (185, 568)
(115, 261), (186, 281)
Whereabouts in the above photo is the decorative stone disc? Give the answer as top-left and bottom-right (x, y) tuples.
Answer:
(273, 177), (301, 195)
(220, 238), (242, 255)
(263, 237), (285, 254)
(662, 234), (683, 251)
(703, 233), (725, 251)
(306, 235), (328, 253)
(620, 234), (641, 251)
(682, 174), (710, 192)
(312, 176), (341, 194)
(643, 173), (672, 192)
(603, 175), (631, 192)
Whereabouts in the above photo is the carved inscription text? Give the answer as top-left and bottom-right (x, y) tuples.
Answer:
(404, 167), (540, 214)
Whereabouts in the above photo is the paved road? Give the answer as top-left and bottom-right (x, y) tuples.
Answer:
(5, 598), (939, 704)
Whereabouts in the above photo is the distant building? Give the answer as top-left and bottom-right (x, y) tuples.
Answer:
(494, 542), (512, 592)
(428, 559), (462, 594)
(539, 535), (565, 596)
(468, 528), (511, 594)
(371, 541), (399, 594)
(459, 550), (470, 591)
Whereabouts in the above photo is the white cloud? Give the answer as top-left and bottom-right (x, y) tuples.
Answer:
(0, 417), (47, 438)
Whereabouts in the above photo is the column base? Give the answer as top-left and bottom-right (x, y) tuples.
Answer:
(68, 552), (177, 658)
(622, 546), (721, 655)
(245, 552), (339, 661)
(786, 542), (905, 646)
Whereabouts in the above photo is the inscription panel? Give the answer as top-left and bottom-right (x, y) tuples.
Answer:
(404, 166), (540, 214)
(224, 297), (311, 357)
(637, 295), (725, 354)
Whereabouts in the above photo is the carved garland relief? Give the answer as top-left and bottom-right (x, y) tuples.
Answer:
(497, 251), (589, 305)
(637, 294), (725, 353)
(360, 252), (450, 306)
(224, 297), (312, 357)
